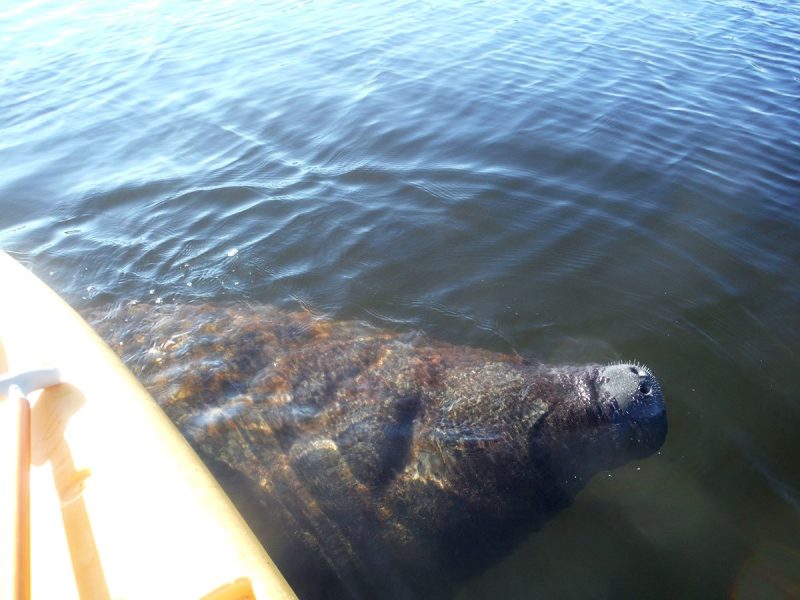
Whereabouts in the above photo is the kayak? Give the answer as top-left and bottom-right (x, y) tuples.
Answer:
(0, 251), (296, 600)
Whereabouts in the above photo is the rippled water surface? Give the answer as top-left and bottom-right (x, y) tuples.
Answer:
(2, 0), (799, 597)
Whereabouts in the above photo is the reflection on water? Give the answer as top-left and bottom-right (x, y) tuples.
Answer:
(1, 0), (799, 597)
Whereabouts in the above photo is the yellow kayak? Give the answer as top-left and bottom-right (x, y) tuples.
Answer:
(0, 251), (296, 600)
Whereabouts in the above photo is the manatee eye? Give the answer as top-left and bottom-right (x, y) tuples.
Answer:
(638, 382), (652, 396)
(630, 365), (648, 377)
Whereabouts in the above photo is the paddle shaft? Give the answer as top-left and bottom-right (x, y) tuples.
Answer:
(0, 390), (31, 600)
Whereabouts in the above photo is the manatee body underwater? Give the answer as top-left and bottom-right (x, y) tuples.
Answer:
(89, 302), (667, 599)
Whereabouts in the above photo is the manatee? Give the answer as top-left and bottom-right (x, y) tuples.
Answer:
(88, 302), (667, 599)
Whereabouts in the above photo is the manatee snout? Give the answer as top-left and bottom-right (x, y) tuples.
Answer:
(597, 363), (667, 459)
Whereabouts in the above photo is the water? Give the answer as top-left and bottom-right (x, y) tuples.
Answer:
(2, 0), (799, 597)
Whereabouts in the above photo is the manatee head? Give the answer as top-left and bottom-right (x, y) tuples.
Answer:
(525, 362), (667, 497)
(364, 351), (668, 597)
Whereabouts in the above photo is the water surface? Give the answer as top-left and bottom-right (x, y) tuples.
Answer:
(2, 0), (799, 597)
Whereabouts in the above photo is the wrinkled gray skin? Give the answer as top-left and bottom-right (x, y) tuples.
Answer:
(88, 303), (667, 599)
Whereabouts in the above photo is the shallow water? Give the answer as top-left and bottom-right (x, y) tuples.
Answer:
(2, 0), (799, 597)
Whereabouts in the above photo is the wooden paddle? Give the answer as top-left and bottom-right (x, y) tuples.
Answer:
(1, 386), (31, 600)
(1, 369), (60, 600)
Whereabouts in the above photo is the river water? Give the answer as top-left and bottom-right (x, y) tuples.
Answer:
(2, 0), (799, 597)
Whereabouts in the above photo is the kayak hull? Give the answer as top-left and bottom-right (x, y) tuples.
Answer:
(0, 252), (295, 600)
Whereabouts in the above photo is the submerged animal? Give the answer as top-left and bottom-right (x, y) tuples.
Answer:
(89, 302), (667, 599)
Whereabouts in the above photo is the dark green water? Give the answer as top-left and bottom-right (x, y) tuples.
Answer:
(2, 0), (799, 597)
